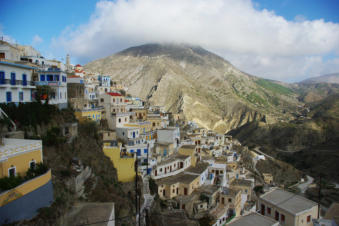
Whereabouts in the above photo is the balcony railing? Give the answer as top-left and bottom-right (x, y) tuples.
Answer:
(0, 79), (34, 86)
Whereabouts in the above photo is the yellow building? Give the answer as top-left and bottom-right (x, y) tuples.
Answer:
(74, 108), (103, 122)
(124, 121), (152, 134)
(220, 188), (242, 217)
(263, 173), (274, 184)
(178, 145), (198, 167)
(157, 172), (201, 199)
(258, 188), (318, 226)
(0, 138), (42, 177)
(103, 142), (136, 182)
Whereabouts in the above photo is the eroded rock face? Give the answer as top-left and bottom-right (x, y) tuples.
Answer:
(85, 44), (299, 133)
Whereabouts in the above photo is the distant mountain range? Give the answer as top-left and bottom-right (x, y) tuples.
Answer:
(300, 73), (339, 84)
(85, 43), (301, 133)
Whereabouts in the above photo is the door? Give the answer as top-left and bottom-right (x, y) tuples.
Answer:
(170, 165), (172, 172)
(176, 188), (178, 194)
(180, 162), (183, 168)
(163, 189), (165, 197)
(184, 188), (188, 195)
(155, 170), (157, 176)
(222, 197), (225, 204)
(261, 204), (265, 215)
(275, 211), (279, 221)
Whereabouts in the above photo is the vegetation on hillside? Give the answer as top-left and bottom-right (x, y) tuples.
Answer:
(229, 94), (339, 183)
(255, 79), (294, 96)
(1, 103), (136, 226)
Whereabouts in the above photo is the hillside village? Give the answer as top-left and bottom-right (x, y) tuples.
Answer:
(1, 40), (338, 226)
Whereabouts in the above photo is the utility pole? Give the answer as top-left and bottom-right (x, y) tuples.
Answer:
(318, 175), (322, 219)
(135, 159), (138, 225)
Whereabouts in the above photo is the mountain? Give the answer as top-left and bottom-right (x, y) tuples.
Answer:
(300, 73), (339, 84)
(85, 43), (300, 133)
(228, 93), (339, 182)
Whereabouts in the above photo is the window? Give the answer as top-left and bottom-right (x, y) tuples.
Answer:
(228, 198), (232, 202)
(307, 215), (311, 223)
(101, 98), (104, 102)
(30, 160), (36, 169)
(267, 207), (271, 215)
(40, 74), (45, 81)
(47, 74), (53, 81)
(275, 211), (279, 221)
(19, 91), (24, 101)
(8, 166), (16, 177)
(0, 71), (4, 84)
(22, 74), (27, 86)
(6, 91), (11, 102)
(281, 214), (285, 222)
(118, 118), (121, 123)
(55, 74), (60, 81)
(10, 72), (16, 85)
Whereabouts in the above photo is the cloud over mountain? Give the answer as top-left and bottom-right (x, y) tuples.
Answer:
(54, 0), (339, 82)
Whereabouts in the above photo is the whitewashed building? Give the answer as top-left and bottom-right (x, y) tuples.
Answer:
(0, 61), (36, 104)
(36, 67), (68, 109)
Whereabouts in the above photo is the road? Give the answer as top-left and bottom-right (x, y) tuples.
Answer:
(297, 175), (314, 193)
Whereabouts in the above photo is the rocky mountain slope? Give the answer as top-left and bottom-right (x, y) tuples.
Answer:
(229, 93), (339, 182)
(85, 44), (300, 133)
(300, 73), (339, 84)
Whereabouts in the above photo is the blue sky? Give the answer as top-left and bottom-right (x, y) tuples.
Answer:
(1, 0), (339, 82)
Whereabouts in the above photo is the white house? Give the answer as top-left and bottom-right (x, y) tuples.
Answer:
(157, 127), (180, 148)
(152, 154), (191, 180)
(116, 127), (140, 143)
(0, 61), (36, 104)
(0, 40), (21, 61)
(36, 67), (68, 109)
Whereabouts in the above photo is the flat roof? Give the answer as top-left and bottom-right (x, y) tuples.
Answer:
(157, 172), (199, 185)
(221, 187), (241, 197)
(260, 188), (317, 215)
(0, 60), (36, 69)
(158, 153), (190, 166)
(0, 138), (42, 161)
(231, 179), (253, 187)
(186, 162), (209, 174)
(180, 145), (196, 149)
(228, 212), (278, 226)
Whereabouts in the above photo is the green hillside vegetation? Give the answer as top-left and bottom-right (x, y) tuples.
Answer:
(229, 94), (339, 183)
(255, 79), (294, 96)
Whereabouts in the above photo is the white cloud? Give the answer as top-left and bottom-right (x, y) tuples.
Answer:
(54, 0), (339, 82)
(32, 34), (43, 46)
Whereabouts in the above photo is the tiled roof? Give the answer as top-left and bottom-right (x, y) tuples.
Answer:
(107, 92), (122, 97)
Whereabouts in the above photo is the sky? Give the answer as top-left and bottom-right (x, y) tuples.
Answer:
(1, 0), (339, 82)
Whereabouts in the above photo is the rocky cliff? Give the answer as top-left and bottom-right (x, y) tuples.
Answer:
(85, 44), (300, 133)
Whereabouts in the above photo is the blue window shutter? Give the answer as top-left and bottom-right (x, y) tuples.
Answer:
(40, 74), (45, 81)
(144, 149), (148, 154)
(22, 74), (27, 86)
(137, 149), (141, 156)
(10, 73), (16, 85)
(6, 92), (12, 102)
(0, 71), (4, 84)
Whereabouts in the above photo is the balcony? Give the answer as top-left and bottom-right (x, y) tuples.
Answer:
(0, 79), (35, 87)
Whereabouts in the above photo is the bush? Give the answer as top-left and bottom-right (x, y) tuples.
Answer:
(0, 163), (48, 192)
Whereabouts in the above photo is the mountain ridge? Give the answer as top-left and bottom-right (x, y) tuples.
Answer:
(85, 43), (300, 133)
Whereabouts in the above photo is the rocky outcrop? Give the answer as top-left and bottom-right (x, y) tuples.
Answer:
(85, 44), (300, 133)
